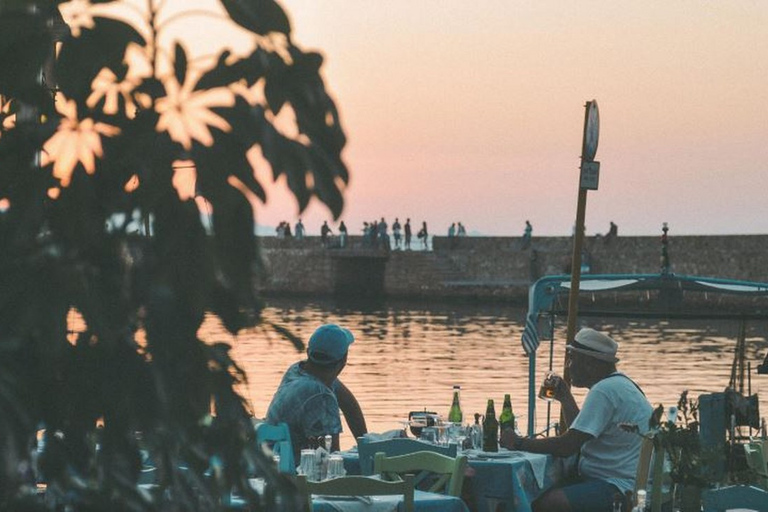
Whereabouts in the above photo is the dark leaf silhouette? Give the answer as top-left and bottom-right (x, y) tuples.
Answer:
(174, 42), (188, 88)
(219, 0), (291, 36)
(55, 17), (145, 101)
(0, 1), (349, 509)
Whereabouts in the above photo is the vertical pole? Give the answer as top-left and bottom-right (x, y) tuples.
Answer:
(527, 351), (536, 438)
(560, 102), (593, 431)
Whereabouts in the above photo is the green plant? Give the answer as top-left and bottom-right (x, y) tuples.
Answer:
(0, 0), (347, 510)
(650, 391), (717, 489)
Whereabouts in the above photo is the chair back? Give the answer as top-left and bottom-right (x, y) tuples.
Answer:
(373, 450), (468, 497)
(256, 422), (296, 475)
(296, 474), (415, 512)
(744, 441), (768, 491)
(634, 433), (672, 512)
(357, 437), (457, 475)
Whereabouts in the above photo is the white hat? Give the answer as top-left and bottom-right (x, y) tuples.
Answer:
(566, 328), (619, 363)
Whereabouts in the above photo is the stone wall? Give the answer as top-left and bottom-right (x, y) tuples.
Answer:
(257, 235), (768, 303)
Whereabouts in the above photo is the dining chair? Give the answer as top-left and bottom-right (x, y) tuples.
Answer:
(256, 422), (296, 475)
(744, 440), (768, 491)
(296, 474), (415, 512)
(633, 433), (673, 512)
(357, 436), (458, 476)
(373, 450), (468, 497)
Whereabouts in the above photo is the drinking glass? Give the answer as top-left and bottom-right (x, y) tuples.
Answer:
(470, 423), (483, 450)
(298, 449), (317, 481)
(538, 371), (558, 401)
(326, 455), (345, 479)
(420, 427), (438, 444)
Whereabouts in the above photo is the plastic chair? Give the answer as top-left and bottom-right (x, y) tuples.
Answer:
(296, 474), (415, 512)
(256, 422), (296, 475)
(373, 450), (468, 497)
(744, 440), (768, 491)
(357, 436), (457, 476)
(634, 433), (673, 512)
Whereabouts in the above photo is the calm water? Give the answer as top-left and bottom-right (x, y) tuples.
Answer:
(199, 297), (768, 450)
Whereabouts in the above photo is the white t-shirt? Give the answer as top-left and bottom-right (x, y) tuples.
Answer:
(570, 372), (653, 493)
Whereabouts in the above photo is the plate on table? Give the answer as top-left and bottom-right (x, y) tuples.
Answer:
(468, 449), (515, 459)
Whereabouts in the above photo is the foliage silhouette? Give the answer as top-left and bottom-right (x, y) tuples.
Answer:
(0, 0), (348, 509)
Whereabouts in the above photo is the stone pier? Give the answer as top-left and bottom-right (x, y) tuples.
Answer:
(256, 235), (768, 303)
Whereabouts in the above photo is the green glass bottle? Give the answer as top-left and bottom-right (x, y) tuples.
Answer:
(448, 385), (463, 423)
(499, 394), (515, 432)
(482, 399), (499, 452)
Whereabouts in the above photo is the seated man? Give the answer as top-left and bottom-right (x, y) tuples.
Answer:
(501, 328), (653, 512)
(266, 324), (367, 460)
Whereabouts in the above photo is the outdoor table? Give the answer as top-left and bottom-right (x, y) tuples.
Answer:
(340, 446), (562, 512)
(462, 449), (562, 512)
(313, 489), (468, 512)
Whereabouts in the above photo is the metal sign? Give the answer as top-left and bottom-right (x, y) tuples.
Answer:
(582, 100), (599, 162)
(580, 160), (600, 190)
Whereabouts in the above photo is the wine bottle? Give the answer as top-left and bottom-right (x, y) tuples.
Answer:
(482, 399), (499, 452)
(448, 385), (463, 423)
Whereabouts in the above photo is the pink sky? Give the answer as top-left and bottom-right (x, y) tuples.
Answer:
(89, 1), (768, 236)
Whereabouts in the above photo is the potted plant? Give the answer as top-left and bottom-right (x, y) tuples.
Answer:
(649, 391), (722, 511)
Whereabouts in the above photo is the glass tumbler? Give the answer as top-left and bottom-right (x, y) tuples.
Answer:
(538, 371), (557, 402)
(326, 455), (345, 479)
(299, 449), (317, 481)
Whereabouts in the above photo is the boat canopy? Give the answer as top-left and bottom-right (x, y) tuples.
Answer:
(522, 273), (768, 356)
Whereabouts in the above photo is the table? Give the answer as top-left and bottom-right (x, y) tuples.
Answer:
(463, 449), (562, 512)
(313, 490), (469, 512)
(341, 447), (562, 512)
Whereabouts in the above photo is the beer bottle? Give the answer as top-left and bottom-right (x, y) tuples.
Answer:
(499, 394), (515, 432)
(482, 399), (499, 452)
(448, 385), (463, 423)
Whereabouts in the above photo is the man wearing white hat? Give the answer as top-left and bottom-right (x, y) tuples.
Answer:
(267, 324), (368, 460)
(501, 328), (653, 512)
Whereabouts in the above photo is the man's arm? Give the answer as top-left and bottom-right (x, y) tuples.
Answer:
(500, 427), (592, 458)
(335, 379), (368, 439)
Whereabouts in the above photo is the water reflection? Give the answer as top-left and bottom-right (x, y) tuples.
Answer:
(202, 297), (768, 450)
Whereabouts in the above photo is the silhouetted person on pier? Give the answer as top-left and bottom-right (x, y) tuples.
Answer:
(295, 219), (305, 241)
(448, 223), (457, 249)
(392, 218), (402, 249)
(417, 221), (429, 250)
(604, 221), (618, 244)
(522, 220), (532, 248)
(378, 217), (390, 250)
(404, 219), (412, 250)
(339, 221), (348, 248)
(321, 221), (332, 247)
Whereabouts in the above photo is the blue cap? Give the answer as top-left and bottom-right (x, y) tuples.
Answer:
(307, 324), (355, 365)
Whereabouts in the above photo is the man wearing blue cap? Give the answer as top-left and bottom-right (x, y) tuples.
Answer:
(266, 324), (368, 459)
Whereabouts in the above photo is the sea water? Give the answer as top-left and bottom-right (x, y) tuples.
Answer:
(205, 297), (768, 449)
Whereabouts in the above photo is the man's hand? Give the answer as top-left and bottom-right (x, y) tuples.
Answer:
(546, 373), (573, 403)
(499, 427), (521, 450)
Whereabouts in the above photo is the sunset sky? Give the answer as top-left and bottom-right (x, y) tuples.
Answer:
(82, 1), (768, 236)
